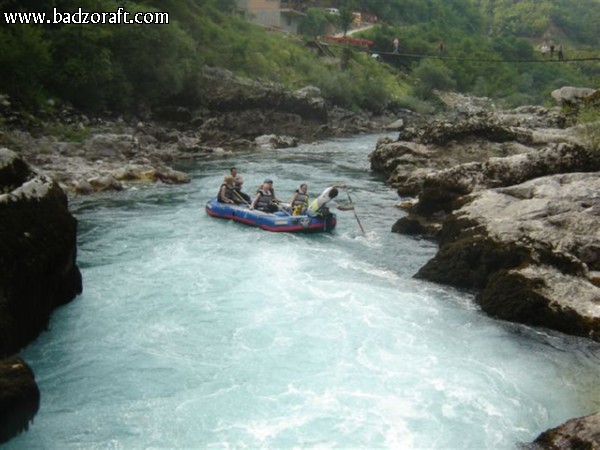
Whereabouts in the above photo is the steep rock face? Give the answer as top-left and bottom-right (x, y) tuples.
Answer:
(373, 93), (600, 446)
(369, 107), (580, 197)
(415, 172), (600, 341)
(0, 148), (82, 442)
(414, 142), (599, 216)
(1, 148), (82, 354)
(373, 100), (600, 343)
(196, 67), (328, 122)
(167, 67), (332, 140)
(373, 95), (600, 341)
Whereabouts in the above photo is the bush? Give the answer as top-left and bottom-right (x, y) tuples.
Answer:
(411, 59), (456, 100)
(298, 9), (336, 37)
(0, 26), (51, 106)
(499, 93), (537, 108)
(45, 2), (197, 112)
(393, 95), (436, 114)
(577, 106), (600, 152)
(48, 26), (117, 111)
(109, 11), (197, 109)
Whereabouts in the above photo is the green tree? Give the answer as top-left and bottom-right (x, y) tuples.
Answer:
(338, 1), (356, 37)
(0, 25), (51, 106)
(298, 8), (335, 37)
(48, 25), (117, 110)
(412, 59), (456, 99)
(108, 12), (196, 109)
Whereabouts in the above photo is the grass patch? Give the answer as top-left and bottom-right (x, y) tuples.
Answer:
(577, 106), (600, 152)
(42, 123), (92, 143)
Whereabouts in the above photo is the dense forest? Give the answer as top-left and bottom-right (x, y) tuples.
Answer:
(0, 0), (598, 116)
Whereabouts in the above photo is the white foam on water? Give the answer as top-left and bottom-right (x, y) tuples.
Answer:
(7, 135), (600, 449)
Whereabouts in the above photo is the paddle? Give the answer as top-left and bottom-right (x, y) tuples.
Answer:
(233, 190), (251, 207)
(275, 201), (292, 216)
(344, 190), (366, 235)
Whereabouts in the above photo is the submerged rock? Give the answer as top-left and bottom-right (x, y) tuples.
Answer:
(0, 357), (39, 444)
(254, 134), (298, 149)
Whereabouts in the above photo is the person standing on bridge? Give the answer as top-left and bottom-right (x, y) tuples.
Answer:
(557, 43), (564, 61)
(437, 39), (446, 57)
(392, 37), (399, 54)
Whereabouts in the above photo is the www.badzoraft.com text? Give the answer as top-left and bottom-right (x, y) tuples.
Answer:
(3, 8), (169, 25)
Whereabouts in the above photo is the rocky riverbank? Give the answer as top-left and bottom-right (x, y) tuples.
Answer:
(0, 148), (82, 443)
(370, 88), (600, 448)
(0, 67), (395, 197)
(370, 88), (600, 341)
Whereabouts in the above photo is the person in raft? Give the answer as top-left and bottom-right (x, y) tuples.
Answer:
(230, 167), (251, 203)
(233, 175), (250, 204)
(289, 183), (309, 215)
(250, 179), (281, 212)
(217, 175), (238, 204)
(306, 185), (354, 217)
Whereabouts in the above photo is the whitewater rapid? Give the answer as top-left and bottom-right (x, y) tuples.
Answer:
(7, 134), (599, 449)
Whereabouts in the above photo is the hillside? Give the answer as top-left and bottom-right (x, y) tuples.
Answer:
(316, 0), (600, 46)
(354, 0), (599, 106)
(0, 0), (598, 117)
(0, 0), (409, 116)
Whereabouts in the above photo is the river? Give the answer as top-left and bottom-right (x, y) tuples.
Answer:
(7, 134), (600, 449)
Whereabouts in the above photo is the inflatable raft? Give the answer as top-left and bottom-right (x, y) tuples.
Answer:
(205, 198), (336, 233)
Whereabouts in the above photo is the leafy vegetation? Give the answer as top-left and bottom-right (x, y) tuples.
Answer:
(298, 8), (337, 36)
(577, 101), (600, 152)
(0, 0), (408, 114)
(0, 0), (598, 116)
(356, 0), (598, 106)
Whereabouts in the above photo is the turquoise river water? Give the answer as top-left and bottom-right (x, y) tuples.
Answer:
(6, 134), (600, 449)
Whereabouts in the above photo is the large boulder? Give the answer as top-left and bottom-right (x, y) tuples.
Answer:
(413, 142), (599, 217)
(0, 148), (82, 441)
(416, 111), (534, 146)
(0, 148), (82, 355)
(379, 105), (600, 342)
(196, 67), (328, 122)
(370, 104), (582, 197)
(0, 357), (39, 444)
(415, 172), (600, 341)
(551, 86), (597, 106)
(532, 412), (600, 449)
